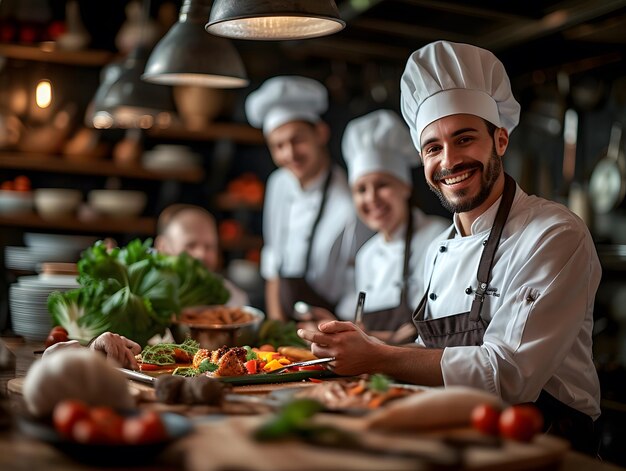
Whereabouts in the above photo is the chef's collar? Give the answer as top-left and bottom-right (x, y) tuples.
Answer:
(452, 181), (520, 236)
(288, 166), (331, 193)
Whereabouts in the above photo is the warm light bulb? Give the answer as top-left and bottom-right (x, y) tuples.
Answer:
(35, 79), (52, 108)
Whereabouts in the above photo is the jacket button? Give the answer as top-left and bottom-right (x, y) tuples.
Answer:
(465, 287), (473, 295)
(439, 246), (447, 253)
(483, 240), (488, 246)
(429, 293), (437, 301)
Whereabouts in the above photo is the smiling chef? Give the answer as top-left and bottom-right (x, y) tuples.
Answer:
(246, 76), (371, 322)
(298, 40), (602, 455)
(341, 109), (448, 343)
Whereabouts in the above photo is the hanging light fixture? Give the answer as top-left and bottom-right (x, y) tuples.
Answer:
(98, 46), (175, 129)
(205, 0), (345, 41)
(142, 0), (248, 88)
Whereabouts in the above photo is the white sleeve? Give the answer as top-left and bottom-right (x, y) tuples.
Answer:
(441, 222), (600, 404)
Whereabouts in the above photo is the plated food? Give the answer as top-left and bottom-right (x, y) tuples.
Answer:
(136, 340), (329, 382)
(179, 306), (256, 326)
(291, 375), (424, 411)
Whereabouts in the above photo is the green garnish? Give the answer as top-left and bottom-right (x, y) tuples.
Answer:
(198, 358), (218, 373)
(140, 338), (199, 365)
(244, 346), (257, 361)
(368, 374), (392, 392)
(172, 366), (199, 377)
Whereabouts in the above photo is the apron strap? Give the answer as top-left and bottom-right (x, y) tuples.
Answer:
(303, 168), (333, 273)
(399, 204), (414, 307)
(469, 173), (516, 322)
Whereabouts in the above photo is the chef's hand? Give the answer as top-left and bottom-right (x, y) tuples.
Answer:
(297, 320), (385, 376)
(89, 332), (141, 370)
(296, 307), (337, 332)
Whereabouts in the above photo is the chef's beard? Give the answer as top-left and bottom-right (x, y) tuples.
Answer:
(428, 147), (502, 214)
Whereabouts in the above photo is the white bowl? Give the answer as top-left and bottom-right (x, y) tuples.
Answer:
(88, 189), (147, 218)
(0, 190), (34, 214)
(34, 189), (82, 220)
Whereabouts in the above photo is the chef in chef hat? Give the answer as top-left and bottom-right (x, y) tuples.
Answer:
(339, 109), (449, 341)
(400, 40), (520, 152)
(244, 76), (369, 323)
(245, 75), (328, 136)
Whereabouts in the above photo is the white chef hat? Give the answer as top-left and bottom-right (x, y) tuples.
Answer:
(245, 76), (328, 135)
(400, 40), (521, 151)
(342, 109), (419, 187)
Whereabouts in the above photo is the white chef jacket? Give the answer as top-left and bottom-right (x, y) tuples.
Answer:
(261, 165), (364, 305)
(419, 183), (602, 419)
(353, 208), (449, 314)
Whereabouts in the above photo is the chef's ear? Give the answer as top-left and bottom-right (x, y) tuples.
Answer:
(494, 127), (509, 157)
(314, 121), (331, 145)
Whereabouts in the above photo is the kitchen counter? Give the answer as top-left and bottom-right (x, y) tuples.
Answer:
(0, 336), (623, 471)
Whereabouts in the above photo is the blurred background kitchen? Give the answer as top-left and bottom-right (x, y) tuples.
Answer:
(0, 0), (625, 462)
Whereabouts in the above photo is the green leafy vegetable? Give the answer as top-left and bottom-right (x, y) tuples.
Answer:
(47, 290), (111, 344)
(254, 399), (325, 441)
(172, 367), (199, 377)
(47, 239), (231, 346)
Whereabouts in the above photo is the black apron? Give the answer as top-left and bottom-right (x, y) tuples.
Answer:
(362, 205), (416, 344)
(279, 170), (336, 320)
(413, 174), (598, 455)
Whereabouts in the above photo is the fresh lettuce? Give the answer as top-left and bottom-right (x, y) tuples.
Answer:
(47, 238), (230, 346)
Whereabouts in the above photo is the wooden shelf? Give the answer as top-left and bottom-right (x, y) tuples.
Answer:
(0, 152), (204, 183)
(0, 43), (114, 66)
(220, 234), (263, 252)
(147, 123), (265, 146)
(0, 212), (156, 235)
(214, 193), (263, 212)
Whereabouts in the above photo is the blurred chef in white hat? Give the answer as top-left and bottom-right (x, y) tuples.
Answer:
(246, 76), (371, 321)
(341, 109), (448, 343)
(299, 41), (601, 455)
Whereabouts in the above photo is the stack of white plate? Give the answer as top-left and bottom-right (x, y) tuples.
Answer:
(142, 145), (201, 171)
(9, 275), (79, 341)
(4, 233), (97, 272)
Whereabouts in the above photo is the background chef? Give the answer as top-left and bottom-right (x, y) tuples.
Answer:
(245, 76), (371, 321)
(341, 109), (448, 343)
(299, 40), (601, 455)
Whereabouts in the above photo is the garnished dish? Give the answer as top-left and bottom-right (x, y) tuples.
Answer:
(136, 341), (334, 384)
(178, 306), (256, 327)
(290, 375), (424, 411)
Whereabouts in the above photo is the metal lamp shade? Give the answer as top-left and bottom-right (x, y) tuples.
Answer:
(206, 0), (345, 40)
(100, 47), (175, 129)
(143, 0), (249, 88)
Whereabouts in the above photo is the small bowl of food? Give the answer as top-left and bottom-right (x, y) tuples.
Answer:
(172, 305), (264, 350)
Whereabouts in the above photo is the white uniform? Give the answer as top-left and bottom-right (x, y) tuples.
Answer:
(260, 165), (361, 306)
(419, 183), (601, 419)
(354, 208), (448, 313)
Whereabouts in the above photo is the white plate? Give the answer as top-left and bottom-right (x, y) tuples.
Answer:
(24, 233), (98, 249)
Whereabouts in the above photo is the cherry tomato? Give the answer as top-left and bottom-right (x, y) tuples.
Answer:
(44, 327), (69, 348)
(53, 400), (90, 438)
(244, 359), (258, 374)
(89, 407), (124, 444)
(471, 403), (501, 436)
(13, 175), (31, 191)
(72, 418), (109, 444)
(499, 405), (544, 442)
(122, 411), (167, 445)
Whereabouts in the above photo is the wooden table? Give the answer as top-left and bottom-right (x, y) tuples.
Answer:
(1, 336), (624, 471)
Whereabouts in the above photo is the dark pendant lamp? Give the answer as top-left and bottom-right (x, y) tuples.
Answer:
(142, 0), (248, 88)
(205, 0), (345, 40)
(98, 46), (175, 129)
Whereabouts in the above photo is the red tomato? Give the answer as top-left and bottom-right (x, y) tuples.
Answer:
(53, 400), (90, 438)
(244, 359), (258, 374)
(138, 363), (163, 371)
(499, 405), (544, 442)
(72, 418), (109, 444)
(471, 403), (501, 436)
(89, 407), (124, 444)
(13, 175), (31, 191)
(122, 411), (167, 445)
(45, 327), (69, 348)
